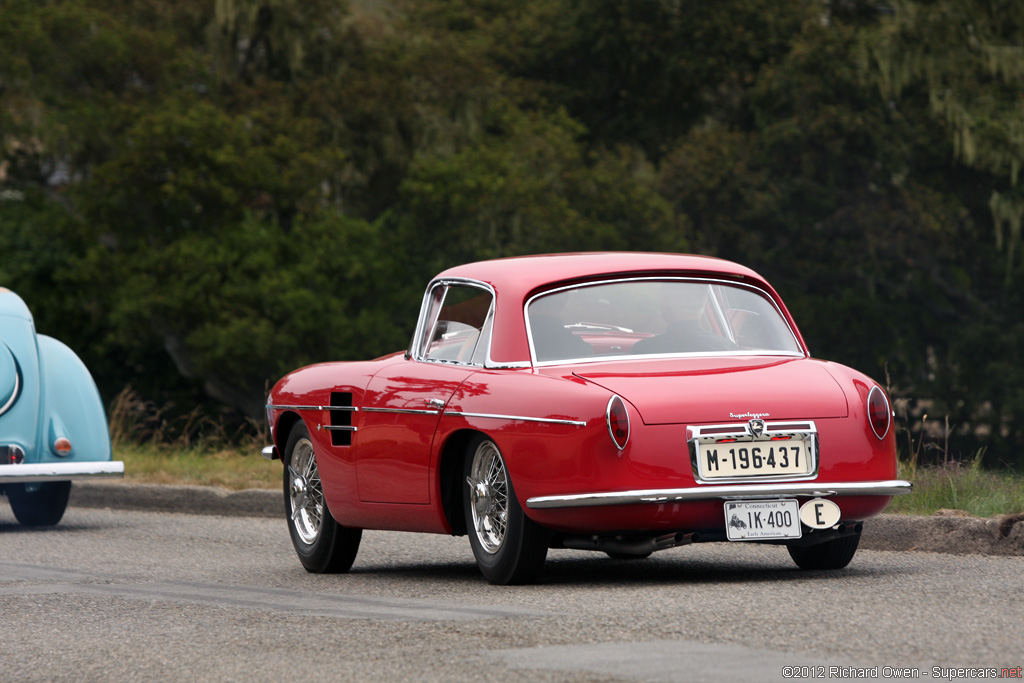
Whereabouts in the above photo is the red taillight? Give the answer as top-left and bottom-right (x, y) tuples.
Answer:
(606, 395), (630, 450)
(54, 437), (72, 455)
(867, 386), (891, 439)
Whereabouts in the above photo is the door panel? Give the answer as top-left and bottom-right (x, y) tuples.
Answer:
(357, 361), (474, 503)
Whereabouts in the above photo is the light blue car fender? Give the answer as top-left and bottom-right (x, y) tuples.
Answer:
(0, 288), (124, 526)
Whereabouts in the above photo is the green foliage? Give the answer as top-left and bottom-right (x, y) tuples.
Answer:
(395, 103), (681, 275)
(856, 0), (1024, 277)
(1, 0), (1023, 469)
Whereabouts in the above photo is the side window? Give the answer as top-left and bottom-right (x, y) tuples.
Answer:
(421, 284), (493, 364)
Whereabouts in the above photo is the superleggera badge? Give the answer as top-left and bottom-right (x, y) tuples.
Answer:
(729, 411), (770, 420)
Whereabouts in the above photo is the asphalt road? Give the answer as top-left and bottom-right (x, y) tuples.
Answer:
(2, 495), (1022, 683)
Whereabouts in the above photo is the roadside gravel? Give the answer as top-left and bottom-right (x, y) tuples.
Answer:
(68, 480), (1024, 556)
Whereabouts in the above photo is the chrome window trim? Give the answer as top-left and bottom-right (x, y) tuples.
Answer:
(524, 276), (806, 367)
(687, 420), (820, 485)
(534, 349), (805, 368)
(444, 410), (588, 427)
(410, 278), (498, 369)
(526, 479), (913, 509)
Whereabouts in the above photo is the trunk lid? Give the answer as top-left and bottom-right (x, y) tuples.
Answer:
(573, 357), (848, 425)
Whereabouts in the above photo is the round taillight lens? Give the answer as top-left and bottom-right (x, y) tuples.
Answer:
(54, 437), (73, 455)
(606, 395), (630, 450)
(867, 386), (891, 439)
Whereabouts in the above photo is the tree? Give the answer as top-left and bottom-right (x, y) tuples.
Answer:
(857, 0), (1024, 280)
(394, 103), (682, 278)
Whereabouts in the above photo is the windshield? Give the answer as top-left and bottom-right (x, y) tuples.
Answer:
(526, 279), (803, 363)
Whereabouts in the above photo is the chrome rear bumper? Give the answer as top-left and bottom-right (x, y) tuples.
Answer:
(0, 461), (125, 484)
(526, 479), (912, 509)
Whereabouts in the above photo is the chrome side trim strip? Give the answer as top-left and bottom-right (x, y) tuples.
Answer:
(323, 425), (358, 432)
(362, 407), (440, 416)
(0, 461), (126, 483)
(444, 411), (588, 427)
(526, 480), (913, 509)
(267, 404), (358, 412)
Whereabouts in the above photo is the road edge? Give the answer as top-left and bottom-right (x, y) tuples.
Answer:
(68, 481), (1024, 556)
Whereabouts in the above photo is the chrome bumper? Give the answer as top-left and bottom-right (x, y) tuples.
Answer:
(0, 461), (125, 484)
(526, 479), (913, 509)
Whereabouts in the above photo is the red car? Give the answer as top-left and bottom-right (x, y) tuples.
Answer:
(263, 253), (911, 584)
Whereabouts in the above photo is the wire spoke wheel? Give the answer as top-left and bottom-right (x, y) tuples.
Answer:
(283, 422), (361, 574)
(462, 435), (549, 584)
(288, 438), (324, 545)
(467, 439), (510, 554)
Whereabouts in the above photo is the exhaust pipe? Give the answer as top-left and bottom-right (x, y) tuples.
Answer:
(560, 531), (700, 556)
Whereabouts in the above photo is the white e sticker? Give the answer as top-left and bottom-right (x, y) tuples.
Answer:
(799, 498), (841, 529)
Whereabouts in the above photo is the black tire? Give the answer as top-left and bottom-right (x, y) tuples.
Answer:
(463, 435), (549, 585)
(7, 481), (71, 527)
(787, 531), (861, 570)
(283, 422), (361, 573)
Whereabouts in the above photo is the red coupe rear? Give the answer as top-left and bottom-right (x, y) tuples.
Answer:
(264, 253), (910, 584)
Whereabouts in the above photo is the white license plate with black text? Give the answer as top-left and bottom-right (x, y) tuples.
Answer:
(698, 440), (811, 479)
(724, 500), (802, 541)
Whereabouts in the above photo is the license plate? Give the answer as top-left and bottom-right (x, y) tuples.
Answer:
(725, 500), (802, 541)
(697, 440), (811, 480)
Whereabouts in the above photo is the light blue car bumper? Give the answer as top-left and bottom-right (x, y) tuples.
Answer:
(0, 460), (125, 484)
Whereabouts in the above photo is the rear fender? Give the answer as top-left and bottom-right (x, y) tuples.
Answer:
(35, 335), (111, 463)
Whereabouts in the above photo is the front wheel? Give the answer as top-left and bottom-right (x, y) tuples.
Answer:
(787, 531), (861, 570)
(463, 435), (548, 585)
(7, 481), (71, 527)
(283, 423), (361, 573)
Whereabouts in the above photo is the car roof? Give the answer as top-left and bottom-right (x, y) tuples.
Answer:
(435, 252), (765, 299)
(432, 253), (786, 365)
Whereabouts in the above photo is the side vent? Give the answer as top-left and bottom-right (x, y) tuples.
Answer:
(329, 392), (354, 446)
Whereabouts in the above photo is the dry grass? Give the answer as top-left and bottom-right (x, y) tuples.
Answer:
(888, 454), (1024, 518)
(118, 443), (279, 490)
(887, 398), (1024, 517)
(109, 385), (278, 490)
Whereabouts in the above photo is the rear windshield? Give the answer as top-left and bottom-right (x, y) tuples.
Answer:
(526, 279), (803, 363)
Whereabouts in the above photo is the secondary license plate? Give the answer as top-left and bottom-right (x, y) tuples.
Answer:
(725, 500), (802, 541)
(697, 440), (811, 480)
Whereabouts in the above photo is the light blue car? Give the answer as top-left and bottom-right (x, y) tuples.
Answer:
(1, 288), (123, 526)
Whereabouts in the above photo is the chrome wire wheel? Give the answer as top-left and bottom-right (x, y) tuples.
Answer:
(466, 439), (509, 555)
(288, 436), (323, 545)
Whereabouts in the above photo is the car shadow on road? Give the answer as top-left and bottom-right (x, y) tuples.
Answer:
(537, 555), (904, 587)
(343, 551), (910, 588)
